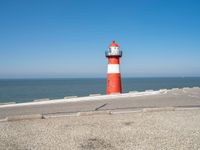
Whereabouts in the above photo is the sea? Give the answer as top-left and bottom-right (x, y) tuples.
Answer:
(0, 77), (200, 103)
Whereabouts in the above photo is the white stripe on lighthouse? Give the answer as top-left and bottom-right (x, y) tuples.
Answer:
(107, 64), (120, 73)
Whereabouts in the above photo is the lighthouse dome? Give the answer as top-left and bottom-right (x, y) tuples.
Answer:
(109, 40), (119, 47)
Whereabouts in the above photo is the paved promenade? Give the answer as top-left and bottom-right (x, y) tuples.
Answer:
(0, 87), (200, 119)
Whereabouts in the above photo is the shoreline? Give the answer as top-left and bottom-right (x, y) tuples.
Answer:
(0, 87), (199, 108)
(0, 89), (166, 108)
(1, 77), (200, 103)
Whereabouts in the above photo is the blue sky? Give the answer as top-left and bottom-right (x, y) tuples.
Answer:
(0, 0), (200, 78)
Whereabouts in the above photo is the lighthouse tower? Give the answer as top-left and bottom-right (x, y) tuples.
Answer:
(105, 40), (122, 94)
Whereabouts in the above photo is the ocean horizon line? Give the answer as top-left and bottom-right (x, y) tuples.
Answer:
(0, 76), (200, 80)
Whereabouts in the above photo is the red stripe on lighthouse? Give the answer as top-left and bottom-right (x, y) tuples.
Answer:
(106, 73), (122, 94)
(108, 57), (120, 64)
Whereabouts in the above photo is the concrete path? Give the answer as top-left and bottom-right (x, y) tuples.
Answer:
(0, 87), (200, 119)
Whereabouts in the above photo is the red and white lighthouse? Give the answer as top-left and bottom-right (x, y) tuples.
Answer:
(105, 40), (122, 94)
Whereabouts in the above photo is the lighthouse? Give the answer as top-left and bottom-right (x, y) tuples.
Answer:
(105, 40), (122, 94)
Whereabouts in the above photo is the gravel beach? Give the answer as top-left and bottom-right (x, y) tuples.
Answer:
(0, 109), (200, 150)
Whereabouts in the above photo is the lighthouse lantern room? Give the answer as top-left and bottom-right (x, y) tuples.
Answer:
(105, 41), (122, 57)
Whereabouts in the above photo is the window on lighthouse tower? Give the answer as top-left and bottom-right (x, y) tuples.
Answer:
(110, 46), (119, 55)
